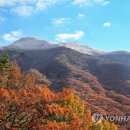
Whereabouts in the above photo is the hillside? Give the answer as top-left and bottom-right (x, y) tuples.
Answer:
(0, 56), (119, 130)
(0, 38), (130, 129)
(0, 48), (130, 129)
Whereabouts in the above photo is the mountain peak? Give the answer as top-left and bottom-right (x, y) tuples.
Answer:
(5, 37), (106, 55)
(11, 37), (48, 46)
(15, 37), (40, 42)
(6, 37), (59, 50)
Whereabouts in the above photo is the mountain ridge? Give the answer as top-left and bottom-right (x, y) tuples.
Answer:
(1, 37), (130, 55)
(2, 37), (107, 55)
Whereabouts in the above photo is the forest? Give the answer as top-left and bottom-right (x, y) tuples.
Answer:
(0, 54), (118, 130)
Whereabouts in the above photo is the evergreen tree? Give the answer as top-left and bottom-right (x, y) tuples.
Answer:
(0, 54), (11, 76)
(0, 54), (12, 88)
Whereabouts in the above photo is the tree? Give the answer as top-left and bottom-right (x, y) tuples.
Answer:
(89, 121), (118, 130)
(7, 60), (22, 90)
(0, 54), (11, 76)
(0, 54), (12, 88)
(0, 54), (118, 130)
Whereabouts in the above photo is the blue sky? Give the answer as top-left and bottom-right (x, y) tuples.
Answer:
(0, 0), (130, 51)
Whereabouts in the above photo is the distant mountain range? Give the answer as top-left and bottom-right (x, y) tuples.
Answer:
(0, 37), (130, 129)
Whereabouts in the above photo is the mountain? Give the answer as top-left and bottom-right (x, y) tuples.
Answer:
(5, 37), (106, 55)
(1, 38), (130, 129)
(5, 37), (60, 50)
(98, 51), (130, 66)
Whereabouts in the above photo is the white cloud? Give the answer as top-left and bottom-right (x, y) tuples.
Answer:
(103, 21), (111, 28)
(0, 0), (110, 16)
(53, 17), (71, 26)
(95, 0), (110, 5)
(2, 30), (22, 42)
(0, 0), (15, 6)
(35, 0), (62, 11)
(73, 0), (110, 6)
(0, 0), (63, 17)
(55, 31), (84, 41)
(77, 13), (85, 19)
(12, 6), (33, 17)
(73, 0), (89, 6)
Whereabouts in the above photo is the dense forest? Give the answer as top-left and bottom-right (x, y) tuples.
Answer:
(0, 54), (118, 130)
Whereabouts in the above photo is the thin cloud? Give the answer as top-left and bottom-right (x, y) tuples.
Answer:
(73, 0), (110, 7)
(53, 17), (71, 26)
(55, 31), (84, 41)
(0, 0), (63, 17)
(2, 30), (22, 42)
(94, 0), (110, 5)
(11, 6), (33, 17)
(77, 13), (85, 19)
(0, 0), (110, 17)
(103, 21), (111, 28)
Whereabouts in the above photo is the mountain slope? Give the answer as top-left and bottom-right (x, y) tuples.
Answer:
(1, 47), (130, 96)
(0, 47), (130, 124)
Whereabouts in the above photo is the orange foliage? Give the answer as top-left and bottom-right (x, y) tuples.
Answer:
(0, 59), (118, 130)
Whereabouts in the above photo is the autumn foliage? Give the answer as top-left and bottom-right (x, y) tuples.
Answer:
(0, 54), (118, 130)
